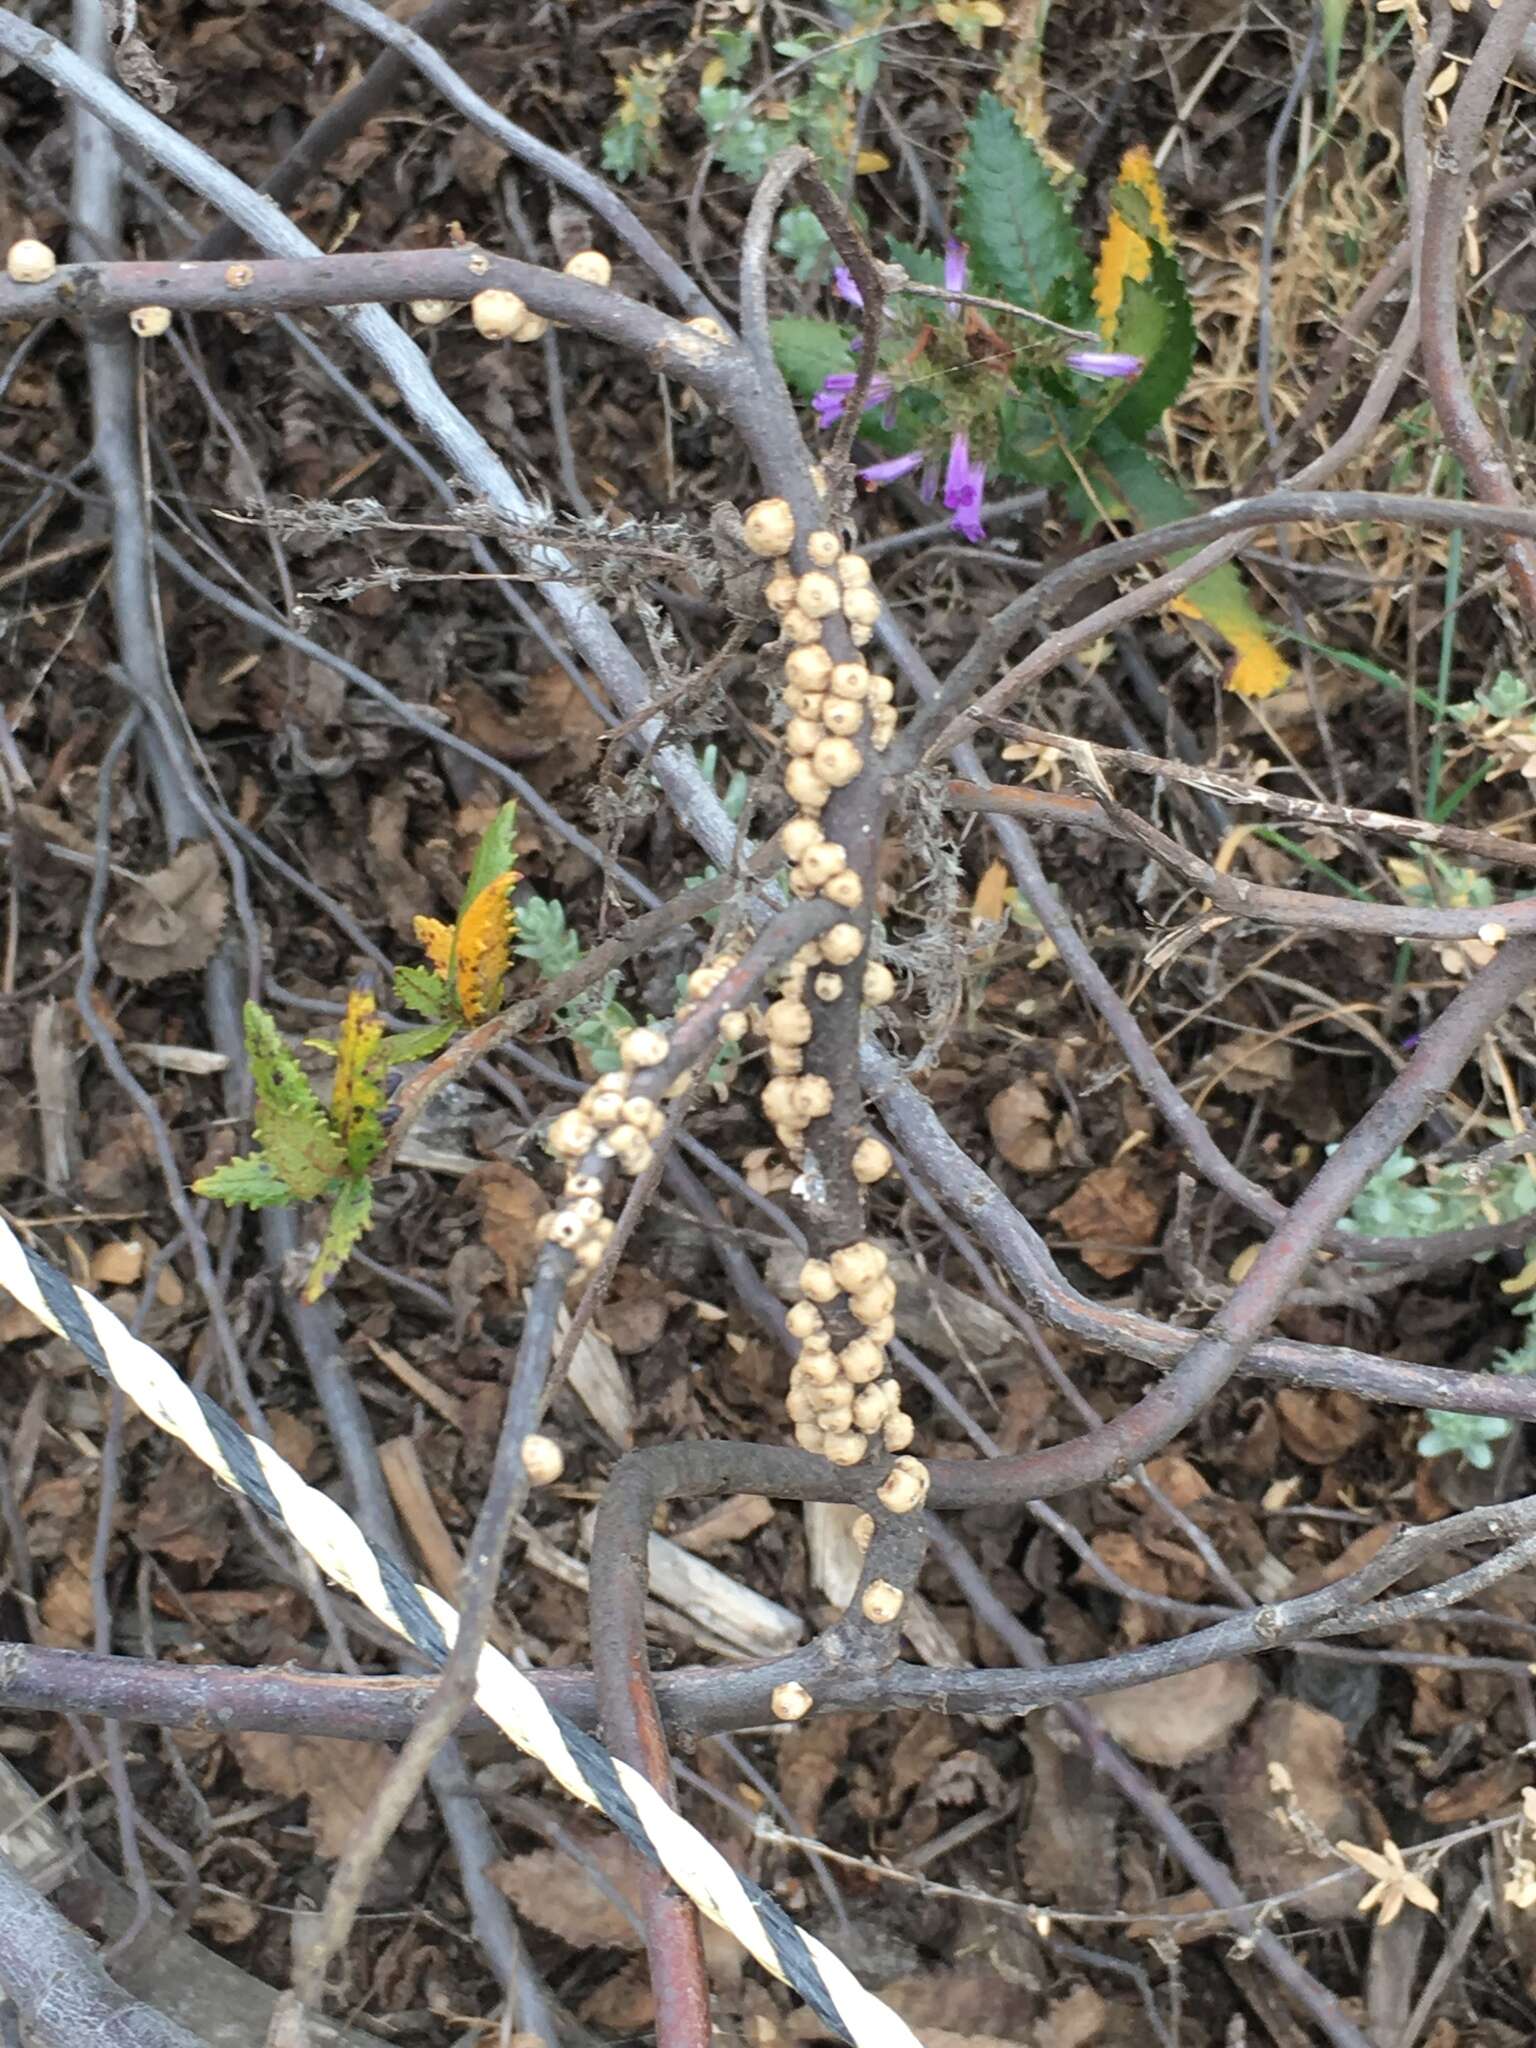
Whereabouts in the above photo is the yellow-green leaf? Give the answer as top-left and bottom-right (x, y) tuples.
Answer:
(331, 988), (387, 1174)
(302, 1177), (373, 1302)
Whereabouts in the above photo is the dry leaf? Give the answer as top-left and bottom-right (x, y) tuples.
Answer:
(91, 1238), (144, 1286)
(39, 1554), (94, 1647)
(1042, 1984), (1105, 2048)
(132, 1454), (229, 1581)
(1050, 1164), (1163, 1278)
(1275, 1388), (1372, 1464)
(987, 1080), (1055, 1173)
(102, 843), (227, 982)
(881, 1965), (1039, 2044)
(465, 1161), (550, 1289)
(229, 1732), (395, 1857)
(1195, 1033), (1294, 1095)
(1086, 1660), (1259, 1766)
(490, 1837), (644, 1949)
(1223, 1701), (1370, 1923)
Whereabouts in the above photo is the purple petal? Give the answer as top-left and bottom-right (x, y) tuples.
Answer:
(950, 500), (987, 545)
(858, 450), (924, 487)
(943, 432), (987, 543)
(810, 370), (893, 430)
(1064, 349), (1143, 381)
(833, 266), (864, 308)
(944, 238), (968, 312)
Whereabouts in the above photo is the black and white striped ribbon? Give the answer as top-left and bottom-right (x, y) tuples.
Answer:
(0, 1218), (918, 2047)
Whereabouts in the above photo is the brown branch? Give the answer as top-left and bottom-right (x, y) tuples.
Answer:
(949, 739), (1536, 875)
(993, 751), (1536, 942)
(1418, 0), (1536, 628)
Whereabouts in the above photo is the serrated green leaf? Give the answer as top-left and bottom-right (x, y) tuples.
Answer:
(882, 240), (945, 288)
(302, 1177), (373, 1303)
(460, 800), (519, 922)
(515, 895), (584, 979)
(192, 1154), (297, 1209)
(959, 94), (1090, 315)
(254, 1093), (345, 1198)
(1101, 240), (1195, 439)
(382, 1019), (457, 1067)
(393, 963), (451, 1020)
(240, 1000), (345, 1197)
(243, 1001), (325, 1128)
(771, 316), (855, 399)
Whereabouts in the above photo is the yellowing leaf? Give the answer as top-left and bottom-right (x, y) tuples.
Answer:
(331, 988), (386, 1173)
(935, 0), (1005, 46)
(414, 915), (453, 975)
(453, 872), (518, 1022)
(855, 149), (891, 175)
(1093, 146), (1171, 337)
(700, 55), (727, 89)
(1501, 1253), (1536, 1296)
(1169, 585), (1292, 699)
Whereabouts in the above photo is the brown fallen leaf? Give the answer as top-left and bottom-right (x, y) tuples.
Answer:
(1050, 1164), (1163, 1279)
(132, 1454), (230, 1582)
(1195, 1032), (1294, 1095)
(987, 1079), (1055, 1174)
(102, 843), (227, 982)
(1223, 1701), (1371, 1923)
(229, 1731), (395, 1858)
(1086, 1660), (1260, 1766)
(877, 1965), (1039, 2046)
(465, 1161), (549, 1290)
(490, 1836), (644, 1950)
(90, 1238), (144, 1287)
(1042, 1983), (1105, 2047)
(1275, 1387), (1373, 1464)
(39, 1553), (94, 1648)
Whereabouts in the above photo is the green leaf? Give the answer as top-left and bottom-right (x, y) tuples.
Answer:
(882, 240), (945, 288)
(303, 1177), (374, 1303)
(459, 800), (519, 923)
(958, 94), (1089, 314)
(193, 1154), (297, 1209)
(601, 118), (656, 183)
(241, 1001), (346, 1198)
(1080, 436), (1290, 698)
(393, 963), (451, 1020)
(775, 207), (831, 279)
(515, 894), (584, 979)
(243, 1001), (325, 1128)
(771, 316), (855, 400)
(254, 1093), (345, 1198)
(1101, 240), (1194, 439)
(382, 1019), (457, 1067)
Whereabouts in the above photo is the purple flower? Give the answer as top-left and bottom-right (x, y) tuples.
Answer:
(944, 238), (967, 314)
(858, 450), (924, 488)
(812, 370), (892, 430)
(1064, 349), (1142, 381)
(943, 432), (986, 544)
(833, 265), (864, 308)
